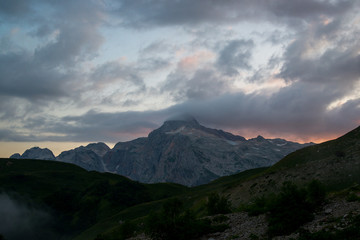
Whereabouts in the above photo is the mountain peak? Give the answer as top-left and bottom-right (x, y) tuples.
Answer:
(15, 146), (56, 160)
(159, 114), (200, 132)
(256, 135), (265, 141)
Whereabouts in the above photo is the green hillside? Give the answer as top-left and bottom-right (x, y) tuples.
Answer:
(0, 158), (188, 239)
(1, 126), (359, 240)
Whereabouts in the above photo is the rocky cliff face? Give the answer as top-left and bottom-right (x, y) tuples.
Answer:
(55, 142), (110, 171)
(10, 147), (55, 160)
(103, 118), (312, 186)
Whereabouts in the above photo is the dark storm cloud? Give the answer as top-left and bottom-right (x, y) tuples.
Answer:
(0, 52), (70, 100)
(166, 83), (360, 139)
(0, 0), (359, 145)
(16, 81), (357, 142)
(56, 110), (164, 142)
(0, 0), (32, 18)
(1, 109), (165, 142)
(35, 1), (105, 66)
(114, 0), (354, 28)
(34, 25), (103, 68)
(0, 0), (105, 101)
(114, 0), (250, 27)
(1, 81), (358, 143)
(216, 39), (254, 76)
(268, 0), (352, 19)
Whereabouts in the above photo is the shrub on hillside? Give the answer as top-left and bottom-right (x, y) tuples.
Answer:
(244, 180), (326, 237)
(306, 180), (326, 208)
(267, 182), (314, 237)
(243, 195), (270, 216)
(206, 193), (232, 215)
(146, 198), (228, 240)
(268, 180), (326, 237)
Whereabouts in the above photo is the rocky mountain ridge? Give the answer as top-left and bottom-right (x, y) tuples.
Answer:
(10, 118), (312, 186)
(10, 146), (55, 160)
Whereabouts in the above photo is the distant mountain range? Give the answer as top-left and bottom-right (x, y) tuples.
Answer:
(11, 117), (312, 186)
(3, 124), (359, 240)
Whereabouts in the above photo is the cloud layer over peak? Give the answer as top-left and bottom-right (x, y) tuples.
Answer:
(0, 0), (359, 155)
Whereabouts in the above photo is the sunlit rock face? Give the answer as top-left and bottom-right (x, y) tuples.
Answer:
(103, 118), (312, 186)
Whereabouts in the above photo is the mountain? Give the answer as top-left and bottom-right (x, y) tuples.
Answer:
(2, 125), (359, 240)
(55, 142), (110, 171)
(103, 117), (311, 186)
(10, 146), (55, 160)
(10, 118), (311, 186)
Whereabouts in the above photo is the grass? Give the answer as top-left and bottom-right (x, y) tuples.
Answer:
(0, 158), (189, 240)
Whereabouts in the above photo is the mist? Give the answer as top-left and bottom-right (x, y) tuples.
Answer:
(0, 193), (59, 240)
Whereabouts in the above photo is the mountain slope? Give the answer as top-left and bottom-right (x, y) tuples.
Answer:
(227, 125), (360, 204)
(1, 125), (359, 240)
(103, 118), (311, 186)
(10, 146), (55, 160)
(0, 158), (188, 240)
(56, 142), (110, 171)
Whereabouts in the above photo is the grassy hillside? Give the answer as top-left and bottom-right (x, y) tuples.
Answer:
(0, 157), (265, 240)
(226, 126), (360, 205)
(1, 125), (359, 240)
(0, 158), (188, 239)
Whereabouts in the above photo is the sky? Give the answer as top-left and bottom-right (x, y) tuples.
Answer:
(0, 0), (360, 157)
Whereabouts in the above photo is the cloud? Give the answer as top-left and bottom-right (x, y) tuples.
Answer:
(139, 40), (173, 56)
(137, 57), (172, 72)
(162, 67), (230, 101)
(268, 0), (352, 20)
(56, 110), (165, 142)
(216, 39), (254, 76)
(0, 0), (33, 19)
(90, 61), (145, 89)
(3, 78), (358, 144)
(278, 12), (360, 96)
(34, 24), (103, 68)
(0, 0), (106, 117)
(160, 49), (232, 102)
(0, 193), (56, 240)
(166, 82), (359, 141)
(280, 48), (360, 93)
(114, 0), (355, 29)
(0, 52), (71, 100)
(0, 0), (359, 148)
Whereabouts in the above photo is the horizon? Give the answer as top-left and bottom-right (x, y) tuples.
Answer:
(1, 117), (350, 158)
(1, 1), (359, 158)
